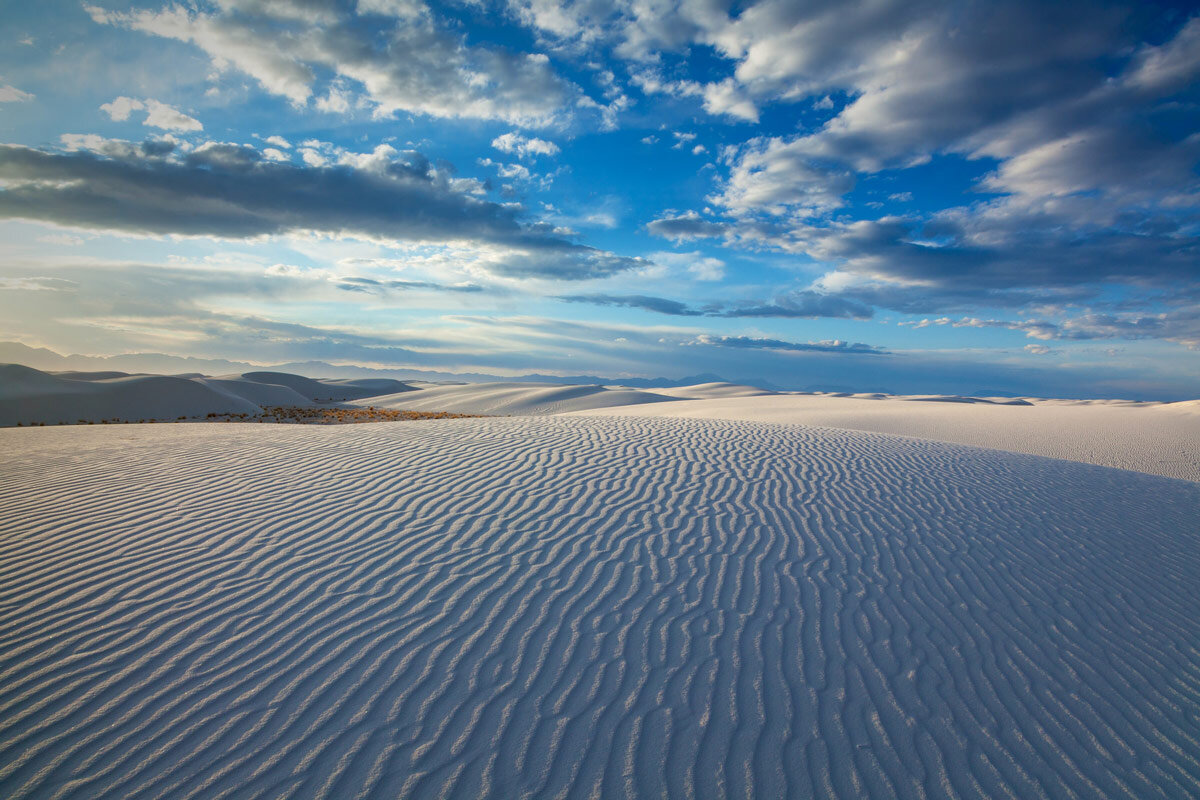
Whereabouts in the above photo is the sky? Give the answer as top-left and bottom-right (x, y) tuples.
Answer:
(1, 0), (1198, 398)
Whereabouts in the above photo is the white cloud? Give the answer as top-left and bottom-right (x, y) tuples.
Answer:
(479, 158), (532, 181)
(711, 136), (854, 217)
(100, 96), (203, 131)
(356, 0), (426, 20)
(649, 251), (726, 281)
(265, 135), (291, 149)
(491, 132), (560, 158)
(700, 78), (757, 122)
(90, 1), (579, 127)
(142, 99), (204, 131)
(100, 96), (142, 121)
(300, 147), (327, 167)
(0, 85), (34, 103)
(632, 71), (757, 121)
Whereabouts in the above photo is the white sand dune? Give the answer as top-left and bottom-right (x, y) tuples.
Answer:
(649, 381), (779, 399)
(0, 363), (264, 425)
(0, 365), (418, 425)
(569, 392), (1200, 482)
(228, 371), (414, 402)
(3, 364), (1197, 480)
(1, 416), (1199, 799)
(356, 381), (678, 415)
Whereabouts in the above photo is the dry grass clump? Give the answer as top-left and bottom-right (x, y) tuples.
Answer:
(10, 407), (479, 428)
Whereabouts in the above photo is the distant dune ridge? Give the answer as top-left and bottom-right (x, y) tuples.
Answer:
(1, 418), (1198, 798)
(0, 364), (413, 425)
(2, 364), (1196, 480)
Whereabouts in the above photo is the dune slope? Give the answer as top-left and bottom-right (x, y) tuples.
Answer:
(1, 417), (1198, 799)
(0, 364), (263, 425)
(569, 393), (1200, 481)
(358, 381), (677, 415)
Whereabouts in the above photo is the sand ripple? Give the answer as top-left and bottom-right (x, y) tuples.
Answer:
(1, 417), (1198, 798)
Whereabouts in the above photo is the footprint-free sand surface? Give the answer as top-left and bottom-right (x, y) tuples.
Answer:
(2, 416), (1198, 799)
(568, 393), (1200, 482)
(6, 364), (1196, 481)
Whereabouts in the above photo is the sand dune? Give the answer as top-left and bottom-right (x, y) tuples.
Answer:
(649, 381), (779, 399)
(570, 392), (1200, 481)
(0, 363), (264, 425)
(357, 381), (678, 415)
(230, 372), (414, 402)
(0, 365), (416, 425)
(3, 364), (1196, 480)
(0, 417), (1197, 799)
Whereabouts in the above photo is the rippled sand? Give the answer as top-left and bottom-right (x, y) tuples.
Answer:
(1, 417), (1198, 798)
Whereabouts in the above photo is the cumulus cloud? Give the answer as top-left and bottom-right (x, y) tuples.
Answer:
(88, 0), (579, 126)
(623, 1), (1200, 314)
(710, 136), (854, 217)
(630, 71), (758, 121)
(101, 97), (203, 131)
(0, 138), (643, 281)
(491, 132), (560, 158)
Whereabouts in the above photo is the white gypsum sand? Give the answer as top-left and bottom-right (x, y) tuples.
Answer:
(3, 364), (1197, 479)
(563, 392), (1200, 482)
(1, 417), (1198, 799)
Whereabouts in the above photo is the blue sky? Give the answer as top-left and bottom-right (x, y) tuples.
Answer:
(1, 0), (1198, 397)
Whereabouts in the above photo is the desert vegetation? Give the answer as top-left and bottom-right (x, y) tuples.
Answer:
(211, 406), (482, 424)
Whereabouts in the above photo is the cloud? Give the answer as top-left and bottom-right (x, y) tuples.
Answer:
(630, 71), (758, 121)
(901, 309), (1200, 350)
(491, 132), (560, 158)
(622, 3), (1200, 276)
(101, 97), (204, 131)
(0, 85), (34, 103)
(557, 289), (872, 319)
(684, 334), (886, 355)
(0, 277), (78, 292)
(557, 293), (703, 316)
(1024, 344), (1053, 355)
(645, 211), (729, 241)
(336, 276), (484, 293)
(647, 250), (725, 281)
(0, 139), (643, 281)
(710, 136), (855, 217)
(720, 290), (874, 320)
(88, 0), (579, 126)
